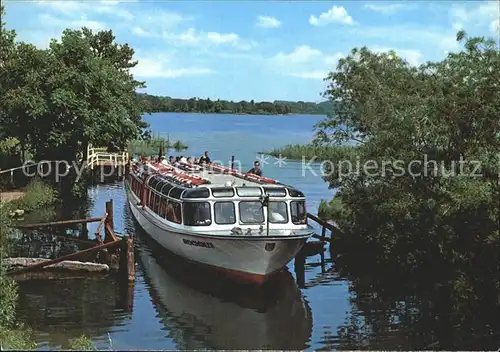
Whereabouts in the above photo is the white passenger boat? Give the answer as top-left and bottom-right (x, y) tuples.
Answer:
(124, 159), (314, 284)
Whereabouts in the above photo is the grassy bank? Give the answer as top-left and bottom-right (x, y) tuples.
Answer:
(0, 180), (96, 350)
(265, 143), (357, 161)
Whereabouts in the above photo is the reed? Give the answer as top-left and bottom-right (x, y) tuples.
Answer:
(127, 134), (188, 157)
(264, 143), (357, 161)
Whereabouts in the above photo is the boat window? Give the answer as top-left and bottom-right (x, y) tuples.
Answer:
(269, 201), (289, 224)
(239, 201), (264, 224)
(212, 187), (235, 198)
(155, 180), (166, 192)
(214, 202), (236, 225)
(287, 188), (305, 198)
(291, 201), (307, 224)
(148, 177), (160, 189)
(153, 192), (161, 213)
(160, 182), (173, 196)
(183, 202), (212, 226)
(147, 190), (154, 208)
(159, 196), (168, 218)
(263, 187), (286, 197)
(166, 200), (182, 224)
(183, 187), (210, 199)
(236, 187), (262, 197)
(169, 187), (184, 199)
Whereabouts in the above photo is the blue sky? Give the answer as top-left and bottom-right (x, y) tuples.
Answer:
(4, 0), (499, 102)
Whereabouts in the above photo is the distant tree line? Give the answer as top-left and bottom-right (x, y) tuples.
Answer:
(138, 93), (334, 115)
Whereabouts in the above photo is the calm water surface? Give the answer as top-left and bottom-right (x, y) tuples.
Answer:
(14, 113), (435, 350)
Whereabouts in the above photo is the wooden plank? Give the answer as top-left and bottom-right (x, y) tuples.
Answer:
(307, 213), (341, 233)
(7, 240), (121, 275)
(94, 214), (108, 238)
(15, 217), (104, 229)
(105, 223), (119, 242)
(312, 233), (331, 242)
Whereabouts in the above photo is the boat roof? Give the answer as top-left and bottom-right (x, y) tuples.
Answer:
(132, 160), (300, 191)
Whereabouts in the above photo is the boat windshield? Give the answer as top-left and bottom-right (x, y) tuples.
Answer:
(269, 201), (288, 223)
(291, 200), (307, 224)
(239, 201), (264, 224)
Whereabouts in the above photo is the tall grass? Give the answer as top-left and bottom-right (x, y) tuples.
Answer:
(264, 143), (357, 161)
(127, 134), (188, 157)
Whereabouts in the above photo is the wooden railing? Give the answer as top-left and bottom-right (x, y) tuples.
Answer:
(307, 212), (341, 243)
(86, 144), (129, 170)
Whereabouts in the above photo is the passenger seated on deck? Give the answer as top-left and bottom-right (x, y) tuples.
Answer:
(180, 156), (187, 163)
(168, 156), (174, 164)
(187, 157), (193, 164)
(247, 160), (262, 176)
(198, 151), (211, 165)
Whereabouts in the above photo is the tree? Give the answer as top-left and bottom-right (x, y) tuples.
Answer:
(2, 26), (149, 162)
(315, 31), (500, 308)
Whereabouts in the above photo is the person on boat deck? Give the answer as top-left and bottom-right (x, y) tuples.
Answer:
(168, 156), (174, 164)
(247, 160), (262, 176)
(187, 157), (193, 164)
(198, 151), (211, 165)
(180, 156), (187, 163)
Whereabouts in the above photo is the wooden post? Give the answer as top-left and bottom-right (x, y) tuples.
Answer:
(294, 252), (305, 289)
(80, 223), (89, 240)
(104, 199), (114, 243)
(321, 225), (326, 241)
(119, 235), (135, 284)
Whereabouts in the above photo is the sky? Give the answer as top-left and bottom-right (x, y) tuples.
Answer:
(3, 0), (499, 102)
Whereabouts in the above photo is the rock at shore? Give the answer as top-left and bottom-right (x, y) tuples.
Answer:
(5, 257), (110, 272)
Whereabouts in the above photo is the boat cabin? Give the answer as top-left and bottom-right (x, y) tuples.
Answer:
(127, 164), (308, 230)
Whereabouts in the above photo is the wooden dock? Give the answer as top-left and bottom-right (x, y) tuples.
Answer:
(6, 199), (135, 287)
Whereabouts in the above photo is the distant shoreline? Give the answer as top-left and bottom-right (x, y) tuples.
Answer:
(147, 111), (327, 116)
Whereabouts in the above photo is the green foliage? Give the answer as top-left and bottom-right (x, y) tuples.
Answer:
(1, 23), (148, 162)
(67, 335), (97, 351)
(265, 143), (357, 162)
(317, 32), (500, 308)
(318, 196), (344, 220)
(7, 179), (58, 213)
(138, 93), (334, 115)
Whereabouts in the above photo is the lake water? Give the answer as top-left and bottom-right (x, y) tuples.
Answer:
(14, 113), (494, 350)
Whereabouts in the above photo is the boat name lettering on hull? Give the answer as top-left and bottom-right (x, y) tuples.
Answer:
(182, 238), (214, 249)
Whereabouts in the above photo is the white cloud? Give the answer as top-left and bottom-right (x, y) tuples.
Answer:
(163, 28), (256, 50)
(274, 45), (323, 63)
(39, 13), (105, 31)
(131, 55), (214, 78)
(490, 19), (499, 35)
(364, 3), (410, 15)
(309, 6), (354, 26)
(272, 45), (343, 80)
(450, 1), (498, 34)
(371, 47), (423, 66)
(256, 15), (281, 28)
(290, 71), (328, 80)
(346, 25), (461, 55)
(36, 0), (134, 20)
(132, 27), (156, 37)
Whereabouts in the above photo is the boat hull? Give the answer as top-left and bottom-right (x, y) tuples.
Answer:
(127, 197), (310, 284)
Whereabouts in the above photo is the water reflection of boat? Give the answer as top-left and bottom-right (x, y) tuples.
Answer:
(137, 236), (313, 350)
